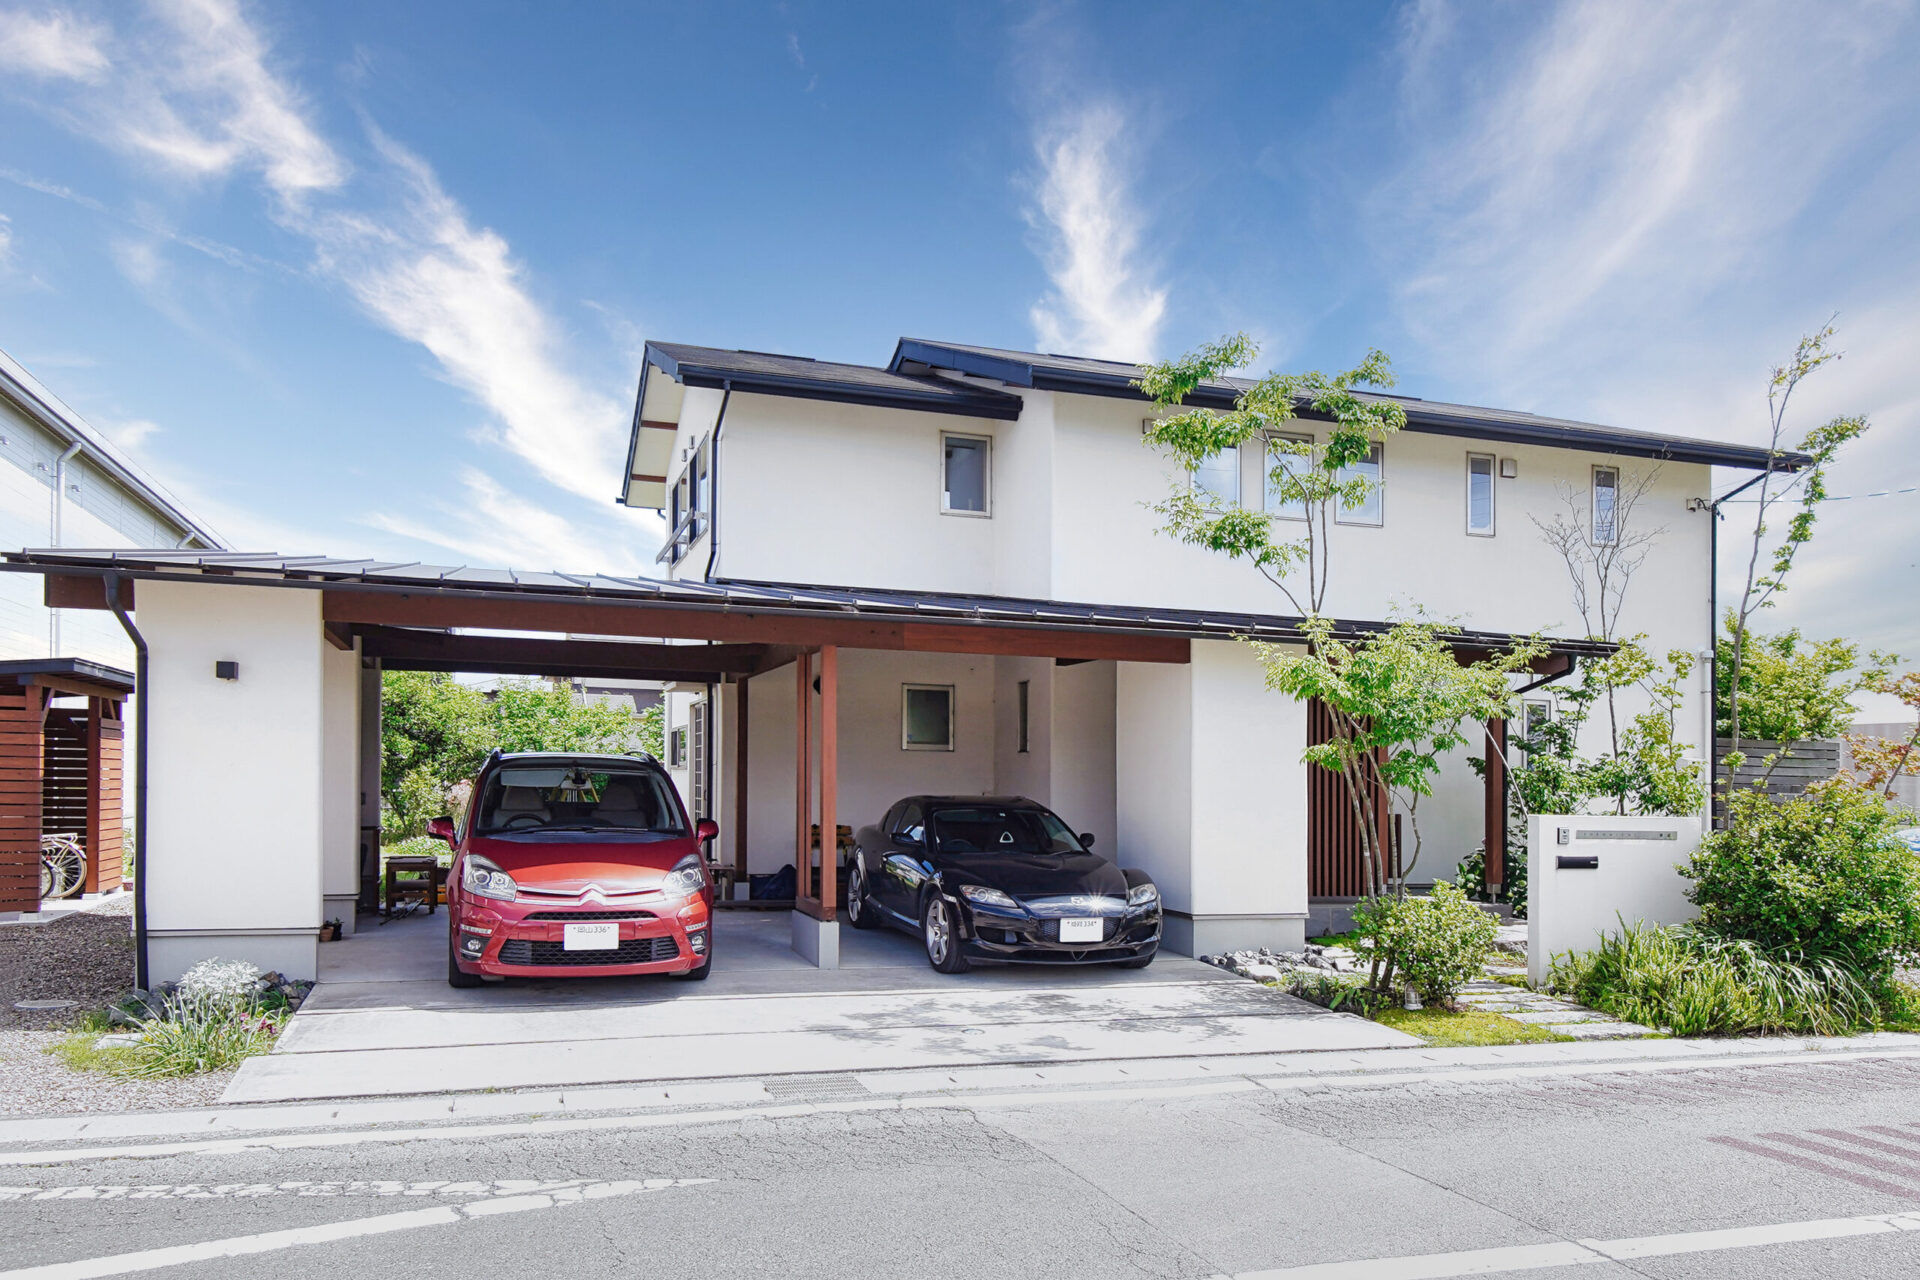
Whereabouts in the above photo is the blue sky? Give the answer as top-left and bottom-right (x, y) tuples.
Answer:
(0, 0), (1916, 659)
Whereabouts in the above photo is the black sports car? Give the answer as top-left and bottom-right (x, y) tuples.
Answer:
(848, 796), (1162, 972)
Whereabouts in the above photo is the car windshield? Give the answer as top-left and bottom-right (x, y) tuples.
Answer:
(473, 764), (687, 837)
(928, 806), (1083, 855)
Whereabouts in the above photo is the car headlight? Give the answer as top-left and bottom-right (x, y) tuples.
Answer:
(1127, 882), (1160, 908)
(957, 884), (1020, 911)
(461, 856), (517, 903)
(662, 852), (707, 899)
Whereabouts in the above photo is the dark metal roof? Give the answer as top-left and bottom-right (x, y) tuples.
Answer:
(646, 341), (1023, 420)
(888, 338), (1809, 471)
(0, 656), (135, 692)
(0, 548), (1615, 659)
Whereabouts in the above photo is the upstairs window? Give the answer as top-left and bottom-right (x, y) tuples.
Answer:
(1593, 466), (1619, 544)
(1334, 443), (1384, 526)
(1192, 445), (1241, 509)
(942, 433), (990, 515)
(1466, 453), (1495, 536)
(1264, 434), (1312, 521)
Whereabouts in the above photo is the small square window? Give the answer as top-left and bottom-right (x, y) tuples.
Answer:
(1467, 454), (1495, 536)
(668, 726), (687, 767)
(1192, 445), (1240, 509)
(1334, 443), (1384, 526)
(902, 684), (954, 751)
(942, 434), (990, 515)
(1016, 679), (1030, 754)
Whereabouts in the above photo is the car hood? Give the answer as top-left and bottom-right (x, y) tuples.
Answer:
(931, 850), (1129, 900)
(464, 833), (695, 895)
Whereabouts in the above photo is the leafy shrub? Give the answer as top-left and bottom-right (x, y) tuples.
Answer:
(1688, 780), (1920, 978)
(1549, 920), (1882, 1037)
(177, 958), (262, 1003)
(1353, 882), (1498, 1006)
(1282, 970), (1381, 1015)
(1453, 844), (1527, 919)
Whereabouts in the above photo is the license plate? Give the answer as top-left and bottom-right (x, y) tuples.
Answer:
(1058, 917), (1102, 943)
(563, 922), (619, 951)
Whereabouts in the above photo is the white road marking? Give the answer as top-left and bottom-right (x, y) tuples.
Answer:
(1228, 1209), (1920, 1278)
(0, 1081), (1261, 1168)
(0, 1179), (711, 1279)
(0, 1179), (623, 1202)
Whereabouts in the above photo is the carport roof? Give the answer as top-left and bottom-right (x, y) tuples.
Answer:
(3, 547), (1616, 659)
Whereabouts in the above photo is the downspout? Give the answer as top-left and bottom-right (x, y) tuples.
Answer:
(48, 441), (81, 657)
(104, 573), (149, 991)
(701, 385), (733, 583)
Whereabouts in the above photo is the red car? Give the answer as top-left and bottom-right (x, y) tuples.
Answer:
(432, 751), (716, 987)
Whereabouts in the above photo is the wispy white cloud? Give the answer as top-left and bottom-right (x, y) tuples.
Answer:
(0, 8), (109, 80)
(364, 467), (642, 575)
(0, 213), (12, 266)
(9, 0), (646, 558)
(1025, 102), (1166, 362)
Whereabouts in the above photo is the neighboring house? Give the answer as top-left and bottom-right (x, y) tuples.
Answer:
(627, 337), (1790, 951)
(1847, 722), (1920, 814)
(0, 347), (224, 667)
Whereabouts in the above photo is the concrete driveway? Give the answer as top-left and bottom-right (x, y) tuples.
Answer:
(224, 910), (1416, 1104)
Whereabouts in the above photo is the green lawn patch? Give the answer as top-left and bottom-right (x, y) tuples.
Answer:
(1375, 1007), (1571, 1048)
(1306, 932), (1359, 948)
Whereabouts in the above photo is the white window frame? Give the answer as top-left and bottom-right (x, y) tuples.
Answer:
(1518, 698), (1553, 768)
(1592, 464), (1620, 546)
(901, 683), (956, 752)
(1466, 452), (1496, 537)
(1333, 442), (1385, 527)
(940, 431), (992, 518)
(1190, 443), (1242, 511)
(1264, 432), (1313, 522)
(1016, 679), (1030, 754)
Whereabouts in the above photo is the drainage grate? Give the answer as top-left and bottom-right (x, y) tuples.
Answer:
(761, 1073), (870, 1102)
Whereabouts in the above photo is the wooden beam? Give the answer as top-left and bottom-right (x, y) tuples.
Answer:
(638, 419), (678, 433)
(323, 590), (1190, 663)
(45, 575), (131, 611)
(355, 627), (769, 679)
(323, 621), (354, 651)
(1484, 717), (1508, 890)
(793, 649), (813, 913)
(818, 644), (837, 924)
(21, 674), (129, 703)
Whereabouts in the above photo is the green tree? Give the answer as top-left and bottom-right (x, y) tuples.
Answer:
(635, 703), (666, 760)
(1721, 321), (1869, 796)
(491, 682), (637, 755)
(1713, 623), (1881, 744)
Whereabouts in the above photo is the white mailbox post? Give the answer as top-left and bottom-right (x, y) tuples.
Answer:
(1527, 815), (1702, 986)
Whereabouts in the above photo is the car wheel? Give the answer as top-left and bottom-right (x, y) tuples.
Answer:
(845, 859), (880, 930)
(447, 936), (483, 989)
(922, 896), (970, 973)
(1116, 947), (1157, 970)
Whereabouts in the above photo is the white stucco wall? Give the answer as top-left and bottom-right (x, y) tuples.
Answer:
(1049, 658), (1117, 854)
(320, 638), (361, 930)
(992, 655), (1051, 803)
(1115, 659), (1193, 917)
(140, 580), (326, 982)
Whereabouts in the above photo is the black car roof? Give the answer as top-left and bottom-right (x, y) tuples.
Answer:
(907, 795), (1043, 809)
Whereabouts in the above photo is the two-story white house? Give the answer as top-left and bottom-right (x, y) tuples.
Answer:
(630, 337), (1782, 954)
(6, 332), (1794, 979)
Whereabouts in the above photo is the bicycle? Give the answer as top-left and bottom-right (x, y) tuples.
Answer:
(38, 833), (86, 902)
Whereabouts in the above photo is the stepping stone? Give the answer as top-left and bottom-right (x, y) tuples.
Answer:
(13, 999), (77, 1012)
(1509, 1010), (1615, 1025)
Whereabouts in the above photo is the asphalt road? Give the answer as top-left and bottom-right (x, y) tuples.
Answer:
(10, 1054), (1920, 1278)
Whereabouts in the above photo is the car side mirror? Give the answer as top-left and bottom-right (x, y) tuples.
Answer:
(696, 818), (719, 842)
(427, 816), (455, 844)
(892, 829), (921, 847)
(1078, 832), (1097, 848)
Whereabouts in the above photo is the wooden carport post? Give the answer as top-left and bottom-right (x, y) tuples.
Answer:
(1484, 716), (1507, 890)
(732, 675), (749, 887)
(818, 645), (837, 922)
(793, 649), (813, 912)
(83, 696), (125, 895)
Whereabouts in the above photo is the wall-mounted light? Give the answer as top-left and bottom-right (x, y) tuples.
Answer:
(214, 661), (239, 681)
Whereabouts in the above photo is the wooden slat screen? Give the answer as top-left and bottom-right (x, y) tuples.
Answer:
(1306, 697), (1389, 898)
(0, 685), (48, 911)
(42, 709), (88, 839)
(87, 703), (124, 893)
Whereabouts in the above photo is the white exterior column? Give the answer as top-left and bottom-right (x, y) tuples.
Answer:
(141, 580), (327, 982)
(1116, 641), (1307, 956)
(321, 637), (361, 938)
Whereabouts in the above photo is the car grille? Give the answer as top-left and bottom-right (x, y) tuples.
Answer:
(496, 936), (681, 966)
(522, 910), (656, 921)
(1037, 918), (1120, 943)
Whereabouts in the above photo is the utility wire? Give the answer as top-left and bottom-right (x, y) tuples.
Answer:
(1715, 485), (1918, 504)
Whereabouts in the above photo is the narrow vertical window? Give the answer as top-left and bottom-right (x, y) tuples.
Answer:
(1593, 466), (1619, 544)
(1016, 679), (1030, 754)
(1334, 443), (1384, 526)
(942, 433), (990, 514)
(1466, 453), (1495, 536)
(1192, 445), (1241, 509)
(1264, 434), (1311, 521)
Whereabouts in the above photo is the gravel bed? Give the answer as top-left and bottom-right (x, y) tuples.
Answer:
(0, 895), (236, 1117)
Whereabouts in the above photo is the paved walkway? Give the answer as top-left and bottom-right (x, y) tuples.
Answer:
(1453, 979), (1659, 1039)
(224, 912), (1418, 1103)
